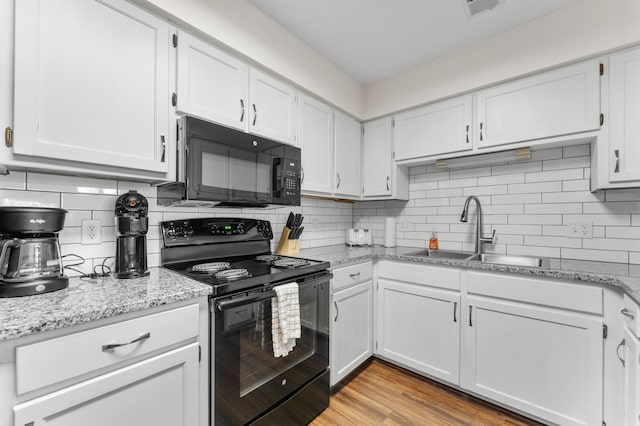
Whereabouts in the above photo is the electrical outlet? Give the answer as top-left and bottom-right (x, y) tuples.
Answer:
(568, 222), (592, 239)
(397, 221), (412, 232)
(81, 219), (102, 244)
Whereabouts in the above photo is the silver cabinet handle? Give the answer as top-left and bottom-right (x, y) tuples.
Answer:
(479, 122), (483, 141)
(102, 332), (151, 352)
(465, 125), (469, 144)
(386, 176), (390, 191)
(160, 135), (166, 163)
(240, 99), (245, 122)
(622, 308), (635, 320)
(334, 301), (339, 322)
(349, 272), (360, 279)
(336, 173), (340, 189)
(453, 301), (457, 323)
(252, 104), (257, 126)
(616, 338), (626, 367)
(614, 149), (620, 173)
(469, 306), (473, 326)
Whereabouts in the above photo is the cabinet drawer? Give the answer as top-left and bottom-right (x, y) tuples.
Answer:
(16, 304), (199, 395)
(467, 271), (602, 314)
(332, 261), (373, 291)
(377, 260), (461, 291)
(623, 293), (640, 337)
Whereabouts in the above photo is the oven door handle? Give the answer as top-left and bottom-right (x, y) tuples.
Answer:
(215, 272), (333, 312)
(216, 291), (275, 311)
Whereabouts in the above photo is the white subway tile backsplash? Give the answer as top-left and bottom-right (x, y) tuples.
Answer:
(477, 173), (524, 186)
(29, 173), (118, 195)
(525, 169), (583, 183)
(492, 224), (542, 235)
(561, 248), (628, 263)
(449, 167), (491, 179)
(0, 171), (26, 190)
(582, 238), (640, 252)
(492, 194), (542, 205)
(606, 227), (640, 239)
(463, 185), (507, 196)
(542, 156), (590, 171)
(606, 188), (640, 202)
(62, 193), (118, 211)
(438, 177), (477, 189)
(563, 214), (630, 226)
(427, 188), (463, 198)
(542, 191), (604, 203)
(510, 214), (562, 225)
(562, 179), (590, 192)
(508, 182), (561, 194)
(524, 235), (582, 249)
(583, 202), (640, 214)
(491, 162), (541, 176)
(0, 189), (60, 207)
(563, 145), (590, 158)
(525, 203), (582, 214)
(507, 245), (561, 258)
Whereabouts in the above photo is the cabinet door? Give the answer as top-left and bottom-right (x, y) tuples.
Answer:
(330, 281), (373, 386)
(299, 94), (334, 194)
(476, 60), (600, 149)
(362, 118), (393, 197)
(377, 278), (460, 385)
(176, 30), (248, 131)
(609, 48), (640, 183)
(464, 297), (603, 426)
(622, 327), (640, 426)
(333, 111), (361, 199)
(394, 95), (472, 161)
(248, 69), (296, 144)
(13, 343), (199, 426)
(14, 0), (169, 173)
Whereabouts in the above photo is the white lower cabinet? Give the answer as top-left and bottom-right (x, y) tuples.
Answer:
(463, 296), (603, 426)
(330, 262), (373, 386)
(13, 343), (199, 426)
(621, 327), (640, 426)
(376, 261), (461, 385)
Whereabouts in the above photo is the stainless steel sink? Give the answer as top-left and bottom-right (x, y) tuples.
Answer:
(405, 249), (474, 260)
(467, 253), (549, 268)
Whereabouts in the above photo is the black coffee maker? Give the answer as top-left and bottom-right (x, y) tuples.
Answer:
(0, 207), (69, 297)
(115, 190), (149, 279)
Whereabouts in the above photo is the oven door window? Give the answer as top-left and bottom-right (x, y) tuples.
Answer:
(215, 281), (329, 425)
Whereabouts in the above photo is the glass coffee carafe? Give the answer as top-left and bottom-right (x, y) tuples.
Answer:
(0, 237), (64, 282)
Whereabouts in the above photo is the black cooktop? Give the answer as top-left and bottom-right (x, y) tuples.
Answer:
(167, 253), (329, 296)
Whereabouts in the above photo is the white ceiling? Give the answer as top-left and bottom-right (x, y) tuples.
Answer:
(248, 0), (583, 85)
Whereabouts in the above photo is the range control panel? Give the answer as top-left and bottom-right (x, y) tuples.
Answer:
(161, 218), (273, 246)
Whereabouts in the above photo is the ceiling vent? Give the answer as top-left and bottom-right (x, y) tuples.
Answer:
(464, 0), (501, 17)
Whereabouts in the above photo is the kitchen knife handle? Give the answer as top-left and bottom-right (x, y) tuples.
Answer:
(102, 332), (151, 352)
(240, 99), (245, 122)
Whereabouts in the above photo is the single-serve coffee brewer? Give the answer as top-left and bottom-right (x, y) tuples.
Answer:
(0, 206), (69, 297)
(115, 190), (149, 279)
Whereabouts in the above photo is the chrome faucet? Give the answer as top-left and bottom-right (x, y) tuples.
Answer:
(460, 196), (496, 255)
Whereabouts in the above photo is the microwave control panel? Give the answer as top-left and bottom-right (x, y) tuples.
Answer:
(280, 158), (299, 198)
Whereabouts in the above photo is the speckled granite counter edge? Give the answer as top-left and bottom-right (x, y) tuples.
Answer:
(299, 245), (640, 304)
(0, 268), (213, 342)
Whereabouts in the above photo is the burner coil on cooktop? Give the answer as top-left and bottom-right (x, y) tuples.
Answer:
(215, 268), (251, 280)
(189, 262), (231, 273)
(272, 258), (311, 269)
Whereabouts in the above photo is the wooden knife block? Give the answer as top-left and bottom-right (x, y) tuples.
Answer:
(277, 227), (299, 255)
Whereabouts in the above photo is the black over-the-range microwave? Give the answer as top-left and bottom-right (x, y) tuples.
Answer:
(157, 116), (301, 208)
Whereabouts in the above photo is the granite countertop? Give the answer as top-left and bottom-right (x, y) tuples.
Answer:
(0, 267), (212, 342)
(299, 244), (640, 303)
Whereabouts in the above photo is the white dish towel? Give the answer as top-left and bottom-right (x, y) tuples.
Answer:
(271, 282), (301, 358)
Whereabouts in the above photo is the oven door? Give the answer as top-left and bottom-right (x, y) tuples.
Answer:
(212, 272), (330, 426)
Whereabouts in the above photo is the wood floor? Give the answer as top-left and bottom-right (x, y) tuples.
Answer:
(310, 359), (543, 426)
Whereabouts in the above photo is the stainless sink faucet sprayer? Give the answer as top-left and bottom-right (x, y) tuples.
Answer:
(460, 196), (496, 255)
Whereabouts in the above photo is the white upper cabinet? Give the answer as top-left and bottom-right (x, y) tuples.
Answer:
(476, 60), (601, 149)
(248, 68), (297, 144)
(176, 31), (296, 144)
(333, 111), (361, 198)
(14, 0), (170, 174)
(362, 117), (409, 199)
(394, 94), (473, 161)
(608, 48), (640, 183)
(299, 93), (334, 194)
(176, 30), (248, 131)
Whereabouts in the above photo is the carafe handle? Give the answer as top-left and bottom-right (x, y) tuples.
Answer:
(0, 240), (16, 276)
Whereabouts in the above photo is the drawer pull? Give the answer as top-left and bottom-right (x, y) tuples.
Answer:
(102, 332), (151, 352)
(616, 338), (626, 367)
(453, 301), (457, 323)
(349, 272), (361, 279)
(621, 308), (635, 320)
(469, 306), (473, 327)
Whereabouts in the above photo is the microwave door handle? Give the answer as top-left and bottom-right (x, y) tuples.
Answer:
(272, 157), (282, 197)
